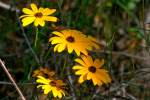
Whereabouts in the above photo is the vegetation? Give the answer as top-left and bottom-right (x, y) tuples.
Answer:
(0, 0), (150, 99)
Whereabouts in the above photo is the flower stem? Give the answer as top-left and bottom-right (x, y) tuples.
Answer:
(34, 27), (39, 47)
(61, 54), (68, 77)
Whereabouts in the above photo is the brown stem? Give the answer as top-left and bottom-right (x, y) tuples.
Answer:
(0, 59), (26, 100)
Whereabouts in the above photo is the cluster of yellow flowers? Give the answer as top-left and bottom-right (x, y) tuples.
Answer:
(20, 3), (111, 99)
(32, 67), (67, 98)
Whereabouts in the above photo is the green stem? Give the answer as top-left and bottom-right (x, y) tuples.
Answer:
(61, 54), (68, 77)
(34, 27), (39, 47)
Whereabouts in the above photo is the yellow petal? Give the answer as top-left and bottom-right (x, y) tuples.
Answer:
(50, 37), (63, 44)
(43, 86), (51, 94)
(81, 50), (88, 56)
(73, 44), (88, 56)
(34, 18), (45, 27)
(78, 75), (85, 83)
(22, 8), (34, 14)
(54, 44), (60, 52)
(87, 72), (92, 80)
(42, 8), (56, 15)
(39, 7), (44, 12)
(57, 91), (62, 98)
(36, 76), (50, 84)
(75, 58), (87, 67)
(38, 19), (45, 27)
(94, 59), (104, 68)
(34, 18), (39, 26)
(36, 79), (50, 85)
(61, 91), (65, 96)
(80, 55), (91, 66)
(57, 43), (66, 52)
(43, 16), (58, 22)
(74, 48), (80, 56)
(92, 76), (98, 86)
(75, 69), (87, 75)
(52, 88), (58, 97)
(67, 44), (74, 53)
(97, 69), (111, 83)
(22, 17), (35, 27)
(52, 31), (64, 37)
(37, 85), (42, 88)
(20, 15), (33, 19)
(88, 35), (100, 44)
(31, 3), (38, 12)
(72, 65), (83, 70)
(92, 75), (102, 86)
(86, 56), (94, 66)
(49, 37), (60, 42)
(88, 35), (100, 49)
(78, 75), (86, 83)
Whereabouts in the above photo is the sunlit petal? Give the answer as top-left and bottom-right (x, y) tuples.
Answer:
(31, 3), (38, 12)
(42, 8), (56, 15)
(22, 8), (34, 14)
(43, 16), (58, 22)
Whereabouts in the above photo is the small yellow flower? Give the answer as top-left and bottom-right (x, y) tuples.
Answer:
(20, 3), (58, 27)
(32, 67), (55, 79)
(36, 76), (66, 98)
(73, 55), (111, 86)
(49, 29), (100, 56)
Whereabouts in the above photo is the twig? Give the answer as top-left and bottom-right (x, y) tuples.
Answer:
(95, 50), (148, 60)
(0, 59), (26, 100)
(0, 1), (17, 11)
(67, 66), (77, 100)
(0, 81), (37, 85)
(92, 86), (101, 99)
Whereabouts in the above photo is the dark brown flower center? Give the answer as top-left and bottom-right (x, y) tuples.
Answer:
(49, 81), (56, 86)
(66, 36), (75, 43)
(34, 12), (43, 18)
(88, 66), (96, 73)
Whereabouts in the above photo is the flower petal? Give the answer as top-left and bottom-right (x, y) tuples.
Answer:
(52, 31), (64, 37)
(42, 8), (56, 15)
(75, 58), (87, 67)
(20, 15), (33, 19)
(87, 72), (92, 80)
(22, 8), (34, 14)
(39, 7), (44, 12)
(94, 59), (104, 68)
(22, 17), (35, 27)
(72, 65), (83, 70)
(75, 69), (88, 75)
(78, 74), (86, 83)
(43, 16), (58, 22)
(67, 44), (74, 53)
(38, 18), (45, 27)
(74, 48), (80, 56)
(91, 76), (98, 86)
(57, 91), (62, 98)
(52, 88), (58, 97)
(54, 44), (60, 52)
(34, 18), (39, 26)
(57, 43), (66, 52)
(50, 37), (64, 44)
(31, 3), (38, 12)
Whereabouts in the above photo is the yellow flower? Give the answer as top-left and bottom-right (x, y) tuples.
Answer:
(36, 76), (66, 98)
(20, 3), (58, 27)
(73, 55), (111, 86)
(32, 67), (55, 79)
(49, 29), (100, 56)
